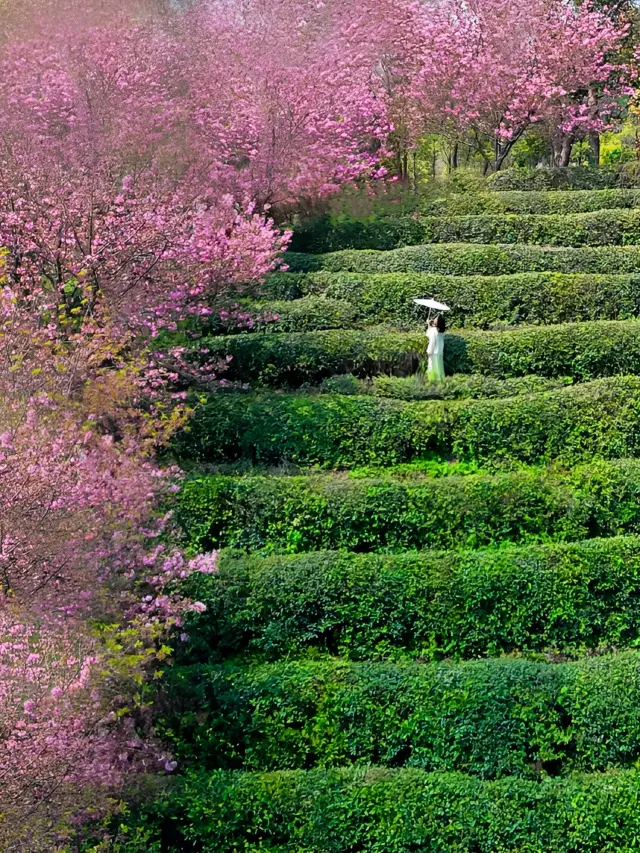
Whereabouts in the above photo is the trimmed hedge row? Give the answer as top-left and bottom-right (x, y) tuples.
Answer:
(202, 321), (640, 386)
(90, 767), (640, 852)
(202, 328), (423, 386)
(485, 165), (635, 190)
(263, 271), (640, 328)
(177, 461), (640, 554)
(291, 210), (640, 254)
(163, 653), (640, 777)
(325, 373), (571, 401)
(175, 377), (640, 468)
(181, 535), (640, 659)
(424, 188), (640, 217)
(249, 295), (360, 332)
(285, 244), (640, 275)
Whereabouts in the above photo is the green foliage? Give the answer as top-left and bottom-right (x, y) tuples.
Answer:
(90, 766), (640, 852)
(175, 377), (640, 468)
(289, 213), (426, 253)
(180, 535), (640, 661)
(285, 244), (640, 275)
(251, 296), (360, 332)
(200, 320), (640, 387)
(291, 210), (640, 254)
(424, 188), (640, 216)
(177, 459), (640, 554)
(200, 328), (423, 386)
(485, 165), (633, 191)
(327, 373), (571, 401)
(161, 653), (640, 777)
(263, 270), (640, 329)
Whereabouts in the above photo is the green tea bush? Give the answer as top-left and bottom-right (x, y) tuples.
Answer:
(92, 766), (640, 853)
(291, 210), (640, 253)
(290, 214), (426, 253)
(175, 377), (640, 468)
(420, 209), (640, 247)
(285, 244), (640, 275)
(331, 373), (571, 401)
(424, 188), (640, 217)
(162, 653), (640, 777)
(250, 295), (360, 332)
(263, 270), (640, 328)
(176, 461), (640, 554)
(200, 328), (424, 386)
(485, 165), (626, 191)
(180, 534), (640, 659)
(201, 321), (640, 386)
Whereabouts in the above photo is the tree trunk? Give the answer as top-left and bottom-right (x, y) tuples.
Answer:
(588, 86), (600, 167)
(451, 142), (459, 170)
(559, 136), (574, 168)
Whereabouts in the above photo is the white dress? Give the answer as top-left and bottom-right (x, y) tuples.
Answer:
(426, 326), (445, 383)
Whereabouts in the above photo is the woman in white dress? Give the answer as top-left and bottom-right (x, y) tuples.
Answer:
(426, 314), (446, 383)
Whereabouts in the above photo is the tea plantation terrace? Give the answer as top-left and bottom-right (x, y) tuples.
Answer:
(142, 176), (640, 849)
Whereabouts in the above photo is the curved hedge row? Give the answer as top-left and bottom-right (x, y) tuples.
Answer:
(163, 653), (640, 777)
(485, 165), (633, 190)
(285, 244), (640, 275)
(95, 766), (640, 853)
(176, 461), (640, 554)
(262, 271), (640, 329)
(203, 321), (640, 386)
(291, 210), (640, 254)
(249, 295), (359, 332)
(326, 373), (570, 401)
(176, 377), (640, 468)
(181, 535), (640, 660)
(424, 188), (640, 217)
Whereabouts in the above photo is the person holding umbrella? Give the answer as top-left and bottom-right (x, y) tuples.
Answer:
(413, 298), (450, 384)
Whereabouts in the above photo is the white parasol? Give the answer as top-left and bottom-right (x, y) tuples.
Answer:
(413, 298), (451, 312)
(413, 297), (451, 324)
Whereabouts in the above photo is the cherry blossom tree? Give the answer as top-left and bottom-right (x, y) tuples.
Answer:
(414, 0), (628, 170)
(0, 1), (412, 845)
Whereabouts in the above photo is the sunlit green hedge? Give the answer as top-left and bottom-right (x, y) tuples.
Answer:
(486, 165), (634, 190)
(90, 767), (640, 853)
(180, 534), (640, 660)
(203, 320), (640, 386)
(424, 188), (640, 217)
(290, 210), (640, 253)
(163, 653), (640, 777)
(325, 373), (570, 401)
(262, 270), (640, 328)
(177, 460), (640, 554)
(184, 536), (640, 664)
(175, 377), (640, 468)
(285, 244), (640, 275)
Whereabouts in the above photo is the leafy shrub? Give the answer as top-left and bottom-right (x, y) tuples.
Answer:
(290, 213), (426, 253)
(162, 653), (640, 777)
(93, 766), (640, 852)
(263, 270), (640, 329)
(248, 295), (359, 332)
(198, 328), (424, 386)
(181, 534), (640, 661)
(176, 459), (640, 554)
(175, 377), (640, 468)
(291, 210), (640, 253)
(338, 373), (571, 401)
(424, 188), (640, 217)
(485, 166), (626, 191)
(199, 321), (640, 386)
(285, 244), (640, 275)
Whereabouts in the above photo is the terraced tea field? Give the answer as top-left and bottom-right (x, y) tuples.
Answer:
(150, 184), (640, 850)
